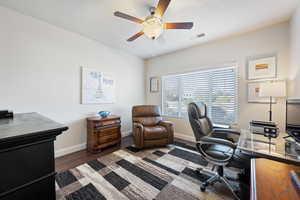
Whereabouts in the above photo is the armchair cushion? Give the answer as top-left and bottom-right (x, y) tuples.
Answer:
(144, 126), (168, 140)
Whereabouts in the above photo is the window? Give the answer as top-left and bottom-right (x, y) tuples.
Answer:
(162, 66), (238, 125)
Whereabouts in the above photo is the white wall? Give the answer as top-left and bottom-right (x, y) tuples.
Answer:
(0, 6), (145, 156)
(146, 23), (290, 138)
(289, 3), (300, 97)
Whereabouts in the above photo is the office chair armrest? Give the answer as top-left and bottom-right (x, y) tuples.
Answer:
(197, 136), (237, 164)
(214, 128), (240, 135)
(200, 136), (237, 149)
(212, 128), (240, 143)
(213, 124), (231, 129)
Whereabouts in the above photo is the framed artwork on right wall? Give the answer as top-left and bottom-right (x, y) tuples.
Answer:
(247, 81), (277, 103)
(247, 55), (277, 80)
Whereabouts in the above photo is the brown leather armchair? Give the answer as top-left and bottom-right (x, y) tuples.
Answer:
(132, 105), (174, 148)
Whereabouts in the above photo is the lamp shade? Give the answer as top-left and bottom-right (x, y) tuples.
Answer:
(259, 81), (286, 97)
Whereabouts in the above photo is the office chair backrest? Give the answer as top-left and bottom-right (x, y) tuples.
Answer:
(188, 102), (213, 141)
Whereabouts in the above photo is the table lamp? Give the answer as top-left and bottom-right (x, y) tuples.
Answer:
(259, 81), (286, 122)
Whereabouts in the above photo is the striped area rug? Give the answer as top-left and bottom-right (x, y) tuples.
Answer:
(55, 142), (240, 200)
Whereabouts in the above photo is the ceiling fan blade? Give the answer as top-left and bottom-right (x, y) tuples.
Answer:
(127, 32), (144, 42)
(155, 0), (171, 17)
(114, 11), (144, 24)
(164, 22), (194, 29)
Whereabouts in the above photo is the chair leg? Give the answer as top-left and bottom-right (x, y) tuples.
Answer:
(220, 176), (240, 200)
(201, 174), (219, 190)
(197, 168), (220, 192)
(195, 167), (240, 200)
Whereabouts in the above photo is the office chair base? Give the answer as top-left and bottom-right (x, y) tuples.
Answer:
(196, 168), (240, 200)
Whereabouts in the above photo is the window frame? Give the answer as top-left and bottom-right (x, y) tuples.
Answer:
(161, 65), (239, 125)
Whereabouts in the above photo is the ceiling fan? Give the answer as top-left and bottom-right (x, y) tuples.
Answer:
(114, 0), (194, 42)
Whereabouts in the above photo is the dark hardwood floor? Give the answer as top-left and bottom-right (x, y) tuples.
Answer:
(55, 135), (133, 172)
(55, 136), (194, 172)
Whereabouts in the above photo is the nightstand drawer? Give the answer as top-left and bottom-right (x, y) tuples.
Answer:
(98, 127), (119, 136)
(94, 120), (121, 128)
(98, 133), (119, 144)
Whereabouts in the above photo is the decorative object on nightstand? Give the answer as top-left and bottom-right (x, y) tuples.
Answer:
(87, 115), (121, 153)
(98, 111), (111, 118)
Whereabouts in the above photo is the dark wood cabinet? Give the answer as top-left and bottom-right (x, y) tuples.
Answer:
(0, 113), (68, 200)
(87, 115), (121, 153)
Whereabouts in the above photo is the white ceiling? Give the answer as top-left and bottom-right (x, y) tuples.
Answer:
(0, 0), (299, 59)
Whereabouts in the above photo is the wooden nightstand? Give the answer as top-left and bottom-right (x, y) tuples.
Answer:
(87, 115), (121, 153)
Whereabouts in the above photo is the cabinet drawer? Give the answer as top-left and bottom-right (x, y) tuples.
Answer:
(97, 127), (119, 136)
(94, 120), (121, 128)
(98, 133), (119, 144)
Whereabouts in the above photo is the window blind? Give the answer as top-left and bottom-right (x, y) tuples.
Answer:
(162, 66), (238, 125)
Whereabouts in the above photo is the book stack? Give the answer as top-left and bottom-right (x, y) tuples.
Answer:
(0, 110), (14, 119)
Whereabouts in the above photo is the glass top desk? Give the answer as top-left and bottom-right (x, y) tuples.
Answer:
(238, 129), (300, 165)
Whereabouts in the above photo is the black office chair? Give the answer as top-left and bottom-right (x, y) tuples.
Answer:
(188, 102), (250, 200)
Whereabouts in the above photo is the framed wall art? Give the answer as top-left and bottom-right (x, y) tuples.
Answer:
(150, 77), (160, 93)
(248, 81), (276, 103)
(81, 68), (115, 104)
(247, 56), (277, 80)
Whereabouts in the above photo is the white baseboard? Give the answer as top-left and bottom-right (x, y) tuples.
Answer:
(55, 130), (132, 158)
(122, 130), (132, 137)
(55, 143), (86, 158)
(174, 132), (195, 142)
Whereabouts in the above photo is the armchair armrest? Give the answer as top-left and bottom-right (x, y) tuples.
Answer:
(159, 120), (174, 128)
(133, 122), (144, 148)
(133, 122), (143, 129)
(159, 120), (174, 143)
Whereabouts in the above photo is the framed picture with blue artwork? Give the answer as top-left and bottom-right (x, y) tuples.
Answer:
(81, 67), (115, 104)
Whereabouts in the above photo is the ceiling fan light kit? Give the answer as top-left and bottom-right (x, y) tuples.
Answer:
(114, 0), (194, 42)
(142, 15), (163, 40)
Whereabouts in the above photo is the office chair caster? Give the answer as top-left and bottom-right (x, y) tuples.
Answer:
(200, 182), (208, 192)
(200, 185), (206, 192)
